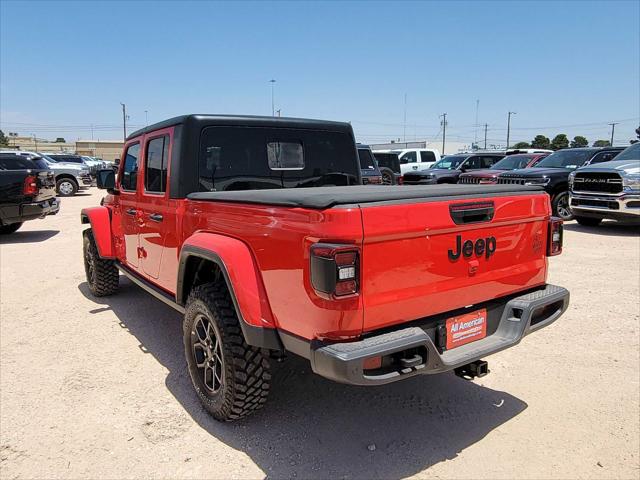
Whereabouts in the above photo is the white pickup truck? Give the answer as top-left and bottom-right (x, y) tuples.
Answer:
(375, 148), (441, 175)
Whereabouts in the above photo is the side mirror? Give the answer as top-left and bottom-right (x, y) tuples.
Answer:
(96, 169), (116, 190)
(114, 158), (120, 166)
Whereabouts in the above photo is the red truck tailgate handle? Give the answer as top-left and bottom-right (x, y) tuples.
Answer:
(449, 201), (494, 225)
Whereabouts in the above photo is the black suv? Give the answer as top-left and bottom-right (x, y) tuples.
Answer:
(497, 147), (624, 220)
(373, 152), (401, 185)
(403, 152), (505, 185)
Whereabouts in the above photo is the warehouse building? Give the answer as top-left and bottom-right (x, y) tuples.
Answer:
(5, 135), (123, 161)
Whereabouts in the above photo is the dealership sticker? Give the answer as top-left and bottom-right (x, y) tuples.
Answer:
(446, 308), (487, 350)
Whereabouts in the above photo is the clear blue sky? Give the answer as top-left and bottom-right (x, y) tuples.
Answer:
(1, 0), (638, 149)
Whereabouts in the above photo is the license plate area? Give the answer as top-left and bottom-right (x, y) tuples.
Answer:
(445, 308), (487, 350)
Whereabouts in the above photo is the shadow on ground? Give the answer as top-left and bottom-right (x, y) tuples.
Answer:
(564, 221), (639, 237)
(79, 280), (527, 479)
(0, 229), (59, 244)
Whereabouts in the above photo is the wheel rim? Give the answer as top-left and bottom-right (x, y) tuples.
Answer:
(191, 314), (224, 394)
(59, 181), (74, 195)
(382, 172), (393, 185)
(556, 193), (572, 219)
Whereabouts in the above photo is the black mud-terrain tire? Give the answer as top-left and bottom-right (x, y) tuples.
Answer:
(552, 191), (574, 221)
(380, 168), (396, 185)
(83, 229), (119, 296)
(0, 222), (23, 234)
(184, 282), (270, 421)
(575, 216), (602, 227)
(56, 177), (78, 197)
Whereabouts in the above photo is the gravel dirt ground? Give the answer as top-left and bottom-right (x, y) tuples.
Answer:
(1, 188), (639, 480)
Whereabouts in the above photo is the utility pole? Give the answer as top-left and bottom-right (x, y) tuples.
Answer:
(506, 111), (516, 149)
(91, 124), (94, 140)
(474, 99), (479, 146)
(609, 122), (619, 146)
(276, 109), (281, 117)
(484, 123), (488, 149)
(120, 102), (127, 140)
(439, 113), (447, 154)
(403, 93), (407, 142)
(269, 79), (276, 116)
(145, 110), (149, 126)
(32, 134), (38, 152)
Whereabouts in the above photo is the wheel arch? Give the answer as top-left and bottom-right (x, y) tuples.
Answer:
(81, 206), (115, 258)
(56, 173), (79, 184)
(178, 233), (282, 350)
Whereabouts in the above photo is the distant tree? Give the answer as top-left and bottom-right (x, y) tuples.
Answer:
(531, 135), (551, 149)
(511, 141), (531, 149)
(550, 134), (569, 151)
(0, 130), (8, 147)
(55, 137), (66, 143)
(593, 139), (611, 147)
(570, 136), (589, 148)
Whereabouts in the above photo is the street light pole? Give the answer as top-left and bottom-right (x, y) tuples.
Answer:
(269, 79), (276, 116)
(32, 134), (38, 152)
(439, 113), (447, 154)
(145, 110), (149, 127)
(506, 111), (516, 149)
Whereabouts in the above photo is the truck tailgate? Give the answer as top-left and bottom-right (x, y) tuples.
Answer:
(360, 192), (550, 332)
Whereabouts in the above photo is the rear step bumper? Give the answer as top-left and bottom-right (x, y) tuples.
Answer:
(285, 284), (569, 386)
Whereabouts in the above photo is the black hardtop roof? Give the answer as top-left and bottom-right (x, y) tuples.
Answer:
(127, 114), (353, 141)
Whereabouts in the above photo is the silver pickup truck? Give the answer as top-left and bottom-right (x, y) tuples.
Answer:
(569, 142), (640, 226)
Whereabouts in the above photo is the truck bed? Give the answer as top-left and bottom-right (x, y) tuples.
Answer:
(188, 184), (543, 209)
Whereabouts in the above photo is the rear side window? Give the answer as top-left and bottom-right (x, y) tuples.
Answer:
(0, 154), (36, 170)
(420, 151), (436, 163)
(198, 127), (359, 191)
(144, 136), (169, 193)
(120, 143), (140, 191)
(358, 149), (376, 170)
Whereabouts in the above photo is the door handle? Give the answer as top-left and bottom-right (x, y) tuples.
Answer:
(126, 208), (137, 216)
(149, 213), (163, 222)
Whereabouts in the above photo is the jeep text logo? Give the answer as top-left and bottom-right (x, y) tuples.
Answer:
(448, 234), (496, 260)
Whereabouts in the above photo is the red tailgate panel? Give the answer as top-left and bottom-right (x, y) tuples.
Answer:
(360, 193), (550, 332)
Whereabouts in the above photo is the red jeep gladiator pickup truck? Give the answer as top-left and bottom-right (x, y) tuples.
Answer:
(82, 115), (569, 421)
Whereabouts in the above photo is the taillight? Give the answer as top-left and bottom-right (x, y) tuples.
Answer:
(23, 175), (38, 196)
(310, 243), (359, 297)
(547, 217), (563, 256)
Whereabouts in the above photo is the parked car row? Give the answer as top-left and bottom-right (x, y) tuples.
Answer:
(358, 144), (637, 223)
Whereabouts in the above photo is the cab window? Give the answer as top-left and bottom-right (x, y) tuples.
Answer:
(144, 136), (169, 193)
(400, 151), (417, 163)
(120, 143), (140, 191)
(589, 151), (619, 164)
